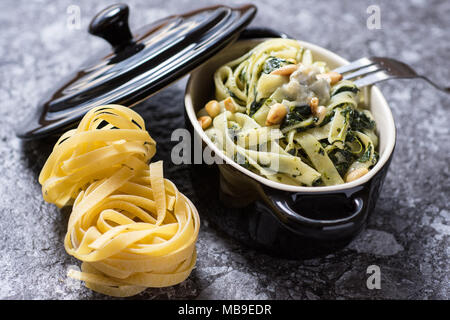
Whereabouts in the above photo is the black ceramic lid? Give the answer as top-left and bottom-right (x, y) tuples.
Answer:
(17, 3), (257, 139)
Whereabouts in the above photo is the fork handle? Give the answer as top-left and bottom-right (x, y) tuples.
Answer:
(419, 76), (450, 94)
(355, 74), (450, 94)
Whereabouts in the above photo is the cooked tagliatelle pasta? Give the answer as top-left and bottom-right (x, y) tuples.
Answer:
(197, 39), (379, 186)
(39, 105), (200, 297)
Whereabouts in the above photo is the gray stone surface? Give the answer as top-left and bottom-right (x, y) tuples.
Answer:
(0, 0), (448, 300)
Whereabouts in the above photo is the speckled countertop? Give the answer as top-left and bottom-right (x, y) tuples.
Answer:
(0, 0), (448, 300)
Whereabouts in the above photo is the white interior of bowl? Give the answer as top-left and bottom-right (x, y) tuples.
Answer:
(185, 39), (396, 193)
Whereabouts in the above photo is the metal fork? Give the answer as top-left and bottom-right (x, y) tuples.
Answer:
(333, 57), (450, 94)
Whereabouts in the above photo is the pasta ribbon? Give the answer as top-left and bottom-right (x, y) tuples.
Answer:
(39, 105), (200, 297)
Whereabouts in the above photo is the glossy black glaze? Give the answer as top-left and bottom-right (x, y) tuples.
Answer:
(238, 27), (289, 39)
(89, 4), (134, 53)
(251, 157), (392, 258)
(16, 4), (257, 140)
(185, 28), (396, 259)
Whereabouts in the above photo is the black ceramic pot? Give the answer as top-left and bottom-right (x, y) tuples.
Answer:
(184, 29), (396, 259)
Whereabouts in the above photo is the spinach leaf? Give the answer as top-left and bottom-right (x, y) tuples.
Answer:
(292, 104), (312, 119)
(295, 122), (316, 132)
(350, 110), (375, 131)
(248, 99), (266, 117)
(312, 178), (324, 187)
(358, 145), (373, 163)
(281, 104), (312, 129)
(262, 57), (291, 74)
(328, 148), (356, 177)
(239, 70), (246, 83)
(331, 83), (359, 96)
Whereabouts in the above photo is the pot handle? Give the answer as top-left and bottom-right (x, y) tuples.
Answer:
(264, 190), (369, 239)
(239, 27), (290, 40)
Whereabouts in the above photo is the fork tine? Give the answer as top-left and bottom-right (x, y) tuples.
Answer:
(335, 56), (450, 92)
(342, 64), (382, 80)
(353, 70), (391, 88)
(333, 57), (376, 74)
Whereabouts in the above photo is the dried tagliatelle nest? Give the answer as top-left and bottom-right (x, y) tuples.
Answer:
(39, 104), (200, 297)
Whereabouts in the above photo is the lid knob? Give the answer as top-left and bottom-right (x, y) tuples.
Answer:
(89, 3), (134, 52)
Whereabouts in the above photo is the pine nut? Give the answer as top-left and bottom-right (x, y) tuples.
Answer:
(198, 116), (212, 129)
(309, 97), (319, 113)
(205, 100), (220, 118)
(315, 106), (327, 125)
(270, 64), (298, 76)
(345, 168), (369, 182)
(316, 71), (343, 85)
(265, 103), (288, 126)
(224, 97), (237, 113)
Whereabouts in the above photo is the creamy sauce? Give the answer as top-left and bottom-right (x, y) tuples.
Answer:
(281, 65), (330, 106)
